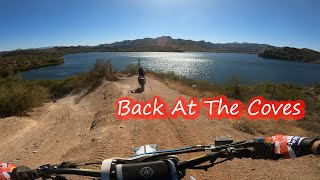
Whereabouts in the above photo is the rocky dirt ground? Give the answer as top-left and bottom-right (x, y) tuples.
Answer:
(0, 76), (319, 179)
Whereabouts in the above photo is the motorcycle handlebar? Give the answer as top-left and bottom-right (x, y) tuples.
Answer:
(10, 138), (319, 180)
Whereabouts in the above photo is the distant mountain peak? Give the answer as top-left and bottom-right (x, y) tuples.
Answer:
(155, 35), (173, 39)
(154, 36), (173, 46)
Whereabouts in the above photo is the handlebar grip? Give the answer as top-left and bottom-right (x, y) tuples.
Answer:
(311, 140), (320, 155)
(11, 166), (34, 180)
(101, 159), (180, 180)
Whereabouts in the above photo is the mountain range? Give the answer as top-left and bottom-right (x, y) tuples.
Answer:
(1, 36), (320, 63)
(94, 36), (275, 54)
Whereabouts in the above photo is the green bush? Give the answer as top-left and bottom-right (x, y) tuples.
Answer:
(36, 76), (82, 99)
(0, 76), (49, 117)
(314, 87), (320, 95)
(85, 59), (115, 82)
(123, 63), (139, 76)
(224, 76), (243, 100)
(270, 84), (306, 100)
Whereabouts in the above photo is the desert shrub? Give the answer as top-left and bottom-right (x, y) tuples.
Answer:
(123, 64), (139, 76)
(196, 80), (215, 92)
(272, 85), (306, 100)
(36, 60), (117, 98)
(315, 101), (320, 111)
(35, 75), (83, 99)
(0, 76), (49, 117)
(247, 82), (275, 99)
(297, 117), (320, 134)
(314, 83), (320, 89)
(224, 76), (243, 100)
(84, 59), (116, 82)
(314, 87), (320, 95)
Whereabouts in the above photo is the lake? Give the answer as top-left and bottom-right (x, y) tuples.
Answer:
(21, 52), (320, 85)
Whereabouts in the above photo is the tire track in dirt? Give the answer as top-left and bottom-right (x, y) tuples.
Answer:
(132, 119), (142, 147)
(88, 81), (132, 167)
(165, 118), (189, 146)
(127, 79), (163, 149)
(146, 77), (196, 147)
(94, 131), (113, 162)
(128, 82), (143, 147)
(135, 77), (239, 179)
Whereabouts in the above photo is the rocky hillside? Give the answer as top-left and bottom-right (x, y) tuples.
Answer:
(259, 47), (320, 63)
(0, 49), (64, 77)
(98, 36), (274, 54)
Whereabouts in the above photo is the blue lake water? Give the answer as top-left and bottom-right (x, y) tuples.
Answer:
(21, 52), (320, 85)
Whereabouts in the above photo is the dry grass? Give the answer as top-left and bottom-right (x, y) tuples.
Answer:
(232, 117), (310, 136)
(148, 74), (216, 98)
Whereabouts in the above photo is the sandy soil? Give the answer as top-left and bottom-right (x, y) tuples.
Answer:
(0, 76), (319, 180)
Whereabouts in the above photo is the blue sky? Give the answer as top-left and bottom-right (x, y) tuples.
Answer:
(0, 0), (319, 51)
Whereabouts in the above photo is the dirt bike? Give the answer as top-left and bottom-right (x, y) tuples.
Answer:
(138, 76), (146, 90)
(7, 135), (320, 180)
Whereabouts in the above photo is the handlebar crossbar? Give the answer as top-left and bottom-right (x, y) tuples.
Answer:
(10, 136), (320, 180)
(53, 168), (101, 178)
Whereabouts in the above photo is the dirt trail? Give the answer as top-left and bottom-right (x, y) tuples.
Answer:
(0, 76), (319, 180)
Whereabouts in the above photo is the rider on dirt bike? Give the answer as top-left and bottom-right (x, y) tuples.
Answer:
(137, 66), (146, 90)
(138, 66), (146, 78)
(1, 134), (319, 180)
